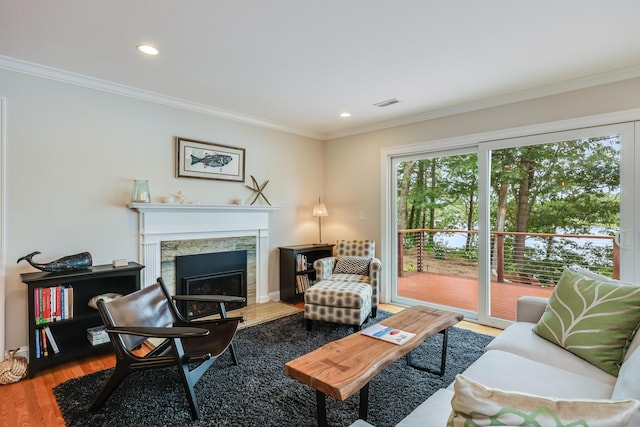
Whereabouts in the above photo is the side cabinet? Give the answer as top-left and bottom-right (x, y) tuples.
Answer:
(279, 244), (334, 304)
(20, 262), (144, 377)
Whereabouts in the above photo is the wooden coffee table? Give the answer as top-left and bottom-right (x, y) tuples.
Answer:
(284, 306), (463, 426)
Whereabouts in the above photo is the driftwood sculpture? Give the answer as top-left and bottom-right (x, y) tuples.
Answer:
(17, 251), (92, 273)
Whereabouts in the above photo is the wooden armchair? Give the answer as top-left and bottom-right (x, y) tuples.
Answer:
(89, 277), (244, 420)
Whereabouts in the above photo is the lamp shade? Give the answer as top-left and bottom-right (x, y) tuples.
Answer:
(312, 203), (328, 217)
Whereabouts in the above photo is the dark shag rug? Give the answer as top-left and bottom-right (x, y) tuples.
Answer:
(54, 311), (493, 427)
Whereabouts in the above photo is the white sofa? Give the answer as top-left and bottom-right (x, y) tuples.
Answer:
(392, 295), (640, 426)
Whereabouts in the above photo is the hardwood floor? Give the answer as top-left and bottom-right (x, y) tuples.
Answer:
(0, 301), (500, 426)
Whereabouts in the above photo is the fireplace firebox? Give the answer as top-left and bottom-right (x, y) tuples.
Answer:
(175, 250), (248, 318)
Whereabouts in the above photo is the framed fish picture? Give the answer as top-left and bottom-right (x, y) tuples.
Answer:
(176, 137), (245, 182)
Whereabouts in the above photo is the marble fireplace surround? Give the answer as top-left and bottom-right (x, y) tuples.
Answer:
(127, 203), (280, 304)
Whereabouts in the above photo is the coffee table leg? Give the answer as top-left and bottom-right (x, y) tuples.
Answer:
(316, 390), (328, 427)
(359, 383), (370, 421)
(406, 328), (449, 376)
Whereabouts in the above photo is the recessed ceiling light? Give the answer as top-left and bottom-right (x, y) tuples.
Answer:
(136, 44), (159, 55)
(340, 112), (351, 118)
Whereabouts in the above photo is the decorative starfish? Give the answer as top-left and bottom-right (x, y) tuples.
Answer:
(245, 175), (271, 205)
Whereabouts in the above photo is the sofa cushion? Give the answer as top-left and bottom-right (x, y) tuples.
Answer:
(612, 344), (640, 401)
(532, 268), (640, 376)
(395, 388), (454, 427)
(486, 322), (616, 385)
(456, 350), (614, 399)
(333, 256), (371, 275)
(448, 375), (640, 427)
(328, 273), (370, 283)
(624, 328), (640, 363)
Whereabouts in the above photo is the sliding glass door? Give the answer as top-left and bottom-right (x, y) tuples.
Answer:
(388, 122), (636, 328)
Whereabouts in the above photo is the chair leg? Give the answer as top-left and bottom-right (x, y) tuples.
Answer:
(371, 307), (377, 318)
(228, 342), (240, 365)
(177, 362), (202, 420)
(219, 302), (240, 365)
(90, 365), (130, 411)
(306, 319), (312, 331)
(172, 338), (203, 420)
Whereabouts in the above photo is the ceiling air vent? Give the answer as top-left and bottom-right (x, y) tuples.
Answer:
(374, 98), (399, 107)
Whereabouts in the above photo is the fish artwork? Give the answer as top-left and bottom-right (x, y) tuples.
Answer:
(17, 251), (93, 273)
(190, 153), (232, 168)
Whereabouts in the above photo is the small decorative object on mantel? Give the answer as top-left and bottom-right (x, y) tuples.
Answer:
(245, 175), (271, 205)
(17, 251), (93, 273)
(131, 179), (151, 203)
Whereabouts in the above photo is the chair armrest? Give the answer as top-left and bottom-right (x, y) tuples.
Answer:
(369, 257), (382, 275)
(172, 294), (246, 304)
(105, 326), (209, 338)
(516, 296), (549, 323)
(369, 257), (382, 306)
(186, 316), (244, 326)
(314, 257), (336, 280)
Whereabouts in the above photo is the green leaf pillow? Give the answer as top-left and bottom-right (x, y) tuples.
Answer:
(447, 375), (640, 427)
(532, 268), (640, 376)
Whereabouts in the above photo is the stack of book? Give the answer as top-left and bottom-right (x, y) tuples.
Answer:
(34, 285), (74, 324)
(87, 325), (109, 346)
(35, 325), (61, 358)
(296, 254), (309, 271)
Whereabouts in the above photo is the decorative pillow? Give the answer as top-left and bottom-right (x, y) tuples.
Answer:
(447, 375), (640, 427)
(333, 256), (370, 275)
(532, 268), (640, 376)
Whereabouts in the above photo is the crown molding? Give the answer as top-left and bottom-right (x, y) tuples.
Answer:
(0, 55), (324, 140)
(326, 64), (640, 140)
(3, 55), (640, 142)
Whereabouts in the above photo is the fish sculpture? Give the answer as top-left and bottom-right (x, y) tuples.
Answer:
(17, 251), (92, 273)
(191, 153), (232, 168)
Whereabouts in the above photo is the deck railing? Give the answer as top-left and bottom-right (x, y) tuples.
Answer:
(398, 229), (619, 285)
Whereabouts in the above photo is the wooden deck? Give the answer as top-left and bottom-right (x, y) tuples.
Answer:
(397, 271), (554, 321)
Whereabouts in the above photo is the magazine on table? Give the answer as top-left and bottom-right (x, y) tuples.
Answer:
(361, 323), (415, 345)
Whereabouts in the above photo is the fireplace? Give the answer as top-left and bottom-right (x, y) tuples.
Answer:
(126, 203), (279, 305)
(175, 250), (248, 318)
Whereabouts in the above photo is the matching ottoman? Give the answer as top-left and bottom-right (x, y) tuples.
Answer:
(304, 280), (373, 331)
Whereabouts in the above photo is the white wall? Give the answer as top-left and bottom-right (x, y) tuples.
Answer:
(4, 69), (640, 353)
(0, 69), (324, 351)
(321, 77), (640, 291)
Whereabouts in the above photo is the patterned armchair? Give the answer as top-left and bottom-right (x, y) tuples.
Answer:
(304, 240), (381, 330)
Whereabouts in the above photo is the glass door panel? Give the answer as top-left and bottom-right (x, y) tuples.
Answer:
(481, 124), (633, 324)
(394, 151), (479, 318)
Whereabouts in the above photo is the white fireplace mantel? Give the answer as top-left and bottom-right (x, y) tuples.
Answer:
(127, 203), (280, 303)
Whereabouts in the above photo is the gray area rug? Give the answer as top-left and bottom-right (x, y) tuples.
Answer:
(53, 311), (493, 427)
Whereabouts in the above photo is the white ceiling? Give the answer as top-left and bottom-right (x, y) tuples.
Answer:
(2, 1), (640, 139)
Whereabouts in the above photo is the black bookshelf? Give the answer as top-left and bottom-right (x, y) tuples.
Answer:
(279, 244), (333, 303)
(20, 262), (143, 377)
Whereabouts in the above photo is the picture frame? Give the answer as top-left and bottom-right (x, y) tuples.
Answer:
(176, 137), (245, 182)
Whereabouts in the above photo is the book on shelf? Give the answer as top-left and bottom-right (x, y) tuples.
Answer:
(361, 323), (416, 345)
(33, 285), (74, 325)
(43, 325), (60, 354)
(35, 329), (41, 359)
(296, 254), (308, 272)
(295, 273), (313, 293)
(40, 328), (48, 357)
